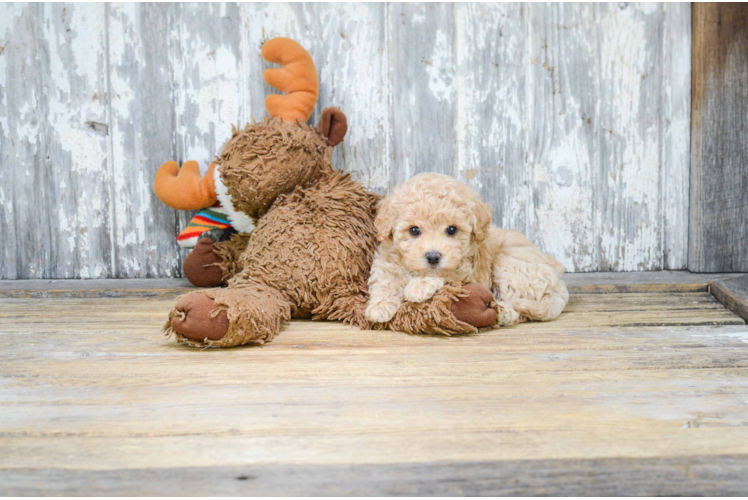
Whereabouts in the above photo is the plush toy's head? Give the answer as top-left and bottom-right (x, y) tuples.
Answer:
(216, 107), (347, 219)
(154, 37), (348, 225)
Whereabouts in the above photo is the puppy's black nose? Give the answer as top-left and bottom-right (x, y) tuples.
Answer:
(425, 251), (442, 266)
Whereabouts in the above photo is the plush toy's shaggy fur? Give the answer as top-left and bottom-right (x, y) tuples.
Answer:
(164, 116), (493, 347)
(157, 38), (499, 348)
(366, 173), (569, 327)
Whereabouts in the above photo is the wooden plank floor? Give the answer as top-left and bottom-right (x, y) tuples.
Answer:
(1, 277), (748, 495)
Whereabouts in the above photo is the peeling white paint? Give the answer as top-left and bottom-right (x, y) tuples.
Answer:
(43, 4), (111, 278)
(425, 30), (456, 102)
(661, 3), (691, 270)
(0, 3), (692, 278)
(594, 3), (671, 271)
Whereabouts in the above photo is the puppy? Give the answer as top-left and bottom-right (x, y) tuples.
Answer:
(365, 173), (569, 327)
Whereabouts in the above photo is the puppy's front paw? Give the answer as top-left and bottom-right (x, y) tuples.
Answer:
(403, 277), (445, 303)
(365, 299), (401, 324)
(497, 301), (521, 326)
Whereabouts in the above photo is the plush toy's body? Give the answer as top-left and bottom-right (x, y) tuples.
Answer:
(155, 38), (495, 348)
(175, 142), (380, 347)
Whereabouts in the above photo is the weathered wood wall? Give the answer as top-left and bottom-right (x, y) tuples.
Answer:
(689, 3), (748, 273)
(0, 3), (692, 279)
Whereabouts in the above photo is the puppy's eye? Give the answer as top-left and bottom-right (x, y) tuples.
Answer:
(409, 227), (421, 237)
(446, 226), (458, 236)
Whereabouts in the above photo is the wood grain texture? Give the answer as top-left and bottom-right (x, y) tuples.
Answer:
(455, 4), (530, 249)
(0, 290), (747, 495)
(2, 456), (748, 496)
(662, 3), (692, 270)
(0, 4), (112, 279)
(711, 275), (748, 321)
(2, 293), (742, 333)
(525, 4), (599, 271)
(690, 3), (748, 272)
(597, 3), (663, 271)
(106, 3), (182, 278)
(388, 3), (457, 186)
(1, 3), (693, 277)
(563, 270), (747, 294)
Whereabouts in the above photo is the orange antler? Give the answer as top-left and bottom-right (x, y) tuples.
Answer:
(262, 37), (319, 122)
(154, 161), (217, 210)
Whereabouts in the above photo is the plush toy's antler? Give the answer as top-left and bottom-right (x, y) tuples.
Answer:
(153, 38), (317, 211)
(154, 161), (217, 210)
(262, 37), (319, 122)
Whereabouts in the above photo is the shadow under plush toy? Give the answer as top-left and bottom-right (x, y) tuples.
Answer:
(153, 37), (496, 347)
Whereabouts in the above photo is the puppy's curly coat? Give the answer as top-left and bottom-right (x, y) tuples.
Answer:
(365, 173), (569, 327)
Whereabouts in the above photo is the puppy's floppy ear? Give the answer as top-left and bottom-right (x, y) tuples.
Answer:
(471, 200), (493, 242)
(374, 196), (396, 242)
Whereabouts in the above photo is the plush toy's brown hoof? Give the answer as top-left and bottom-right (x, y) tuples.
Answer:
(451, 283), (497, 328)
(183, 238), (224, 287)
(172, 293), (230, 341)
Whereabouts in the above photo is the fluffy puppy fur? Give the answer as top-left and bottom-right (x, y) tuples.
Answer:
(365, 173), (569, 327)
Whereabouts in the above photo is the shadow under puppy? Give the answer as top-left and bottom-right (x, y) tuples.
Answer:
(365, 173), (569, 328)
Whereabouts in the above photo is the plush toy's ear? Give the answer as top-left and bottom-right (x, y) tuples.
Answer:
(317, 107), (348, 147)
(471, 200), (493, 242)
(374, 195), (396, 242)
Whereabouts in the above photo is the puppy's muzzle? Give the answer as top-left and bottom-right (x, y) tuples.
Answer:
(425, 251), (442, 267)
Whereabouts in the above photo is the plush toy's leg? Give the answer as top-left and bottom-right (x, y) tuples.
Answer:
(212, 232), (252, 281)
(451, 283), (500, 328)
(315, 283), (371, 328)
(182, 233), (252, 287)
(182, 238), (224, 287)
(384, 283), (498, 335)
(167, 291), (230, 341)
(302, 281), (498, 335)
(164, 284), (292, 348)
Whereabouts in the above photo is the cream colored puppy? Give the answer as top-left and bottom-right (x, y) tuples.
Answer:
(365, 173), (569, 327)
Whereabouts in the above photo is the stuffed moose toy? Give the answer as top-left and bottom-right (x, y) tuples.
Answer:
(153, 37), (498, 347)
